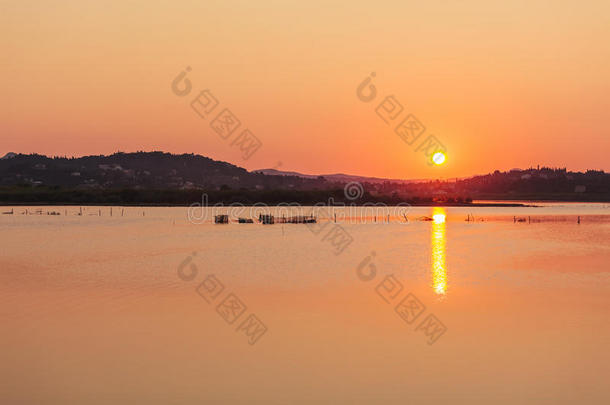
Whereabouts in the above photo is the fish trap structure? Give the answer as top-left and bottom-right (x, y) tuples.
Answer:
(238, 218), (254, 223)
(259, 214), (275, 225)
(214, 215), (229, 224)
(276, 215), (317, 224)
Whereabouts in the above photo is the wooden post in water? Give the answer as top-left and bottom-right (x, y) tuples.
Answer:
(577, 216), (581, 224)
(334, 213), (336, 223)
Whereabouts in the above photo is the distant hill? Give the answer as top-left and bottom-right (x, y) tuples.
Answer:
(402, 167), (610, 201)
(254, 168), (318, 179)
(255, 168), (423, 184)
(0, 152), (330, 191)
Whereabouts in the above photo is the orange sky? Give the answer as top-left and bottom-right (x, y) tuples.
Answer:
(2, 0), (609, 179)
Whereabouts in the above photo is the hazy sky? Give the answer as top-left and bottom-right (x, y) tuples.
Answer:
(2, 0), (609, 178)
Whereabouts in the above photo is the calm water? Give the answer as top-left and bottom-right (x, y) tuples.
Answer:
(1, 203), (609, 404)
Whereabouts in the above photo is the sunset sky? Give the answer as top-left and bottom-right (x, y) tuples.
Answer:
(2, 0), (609, 179)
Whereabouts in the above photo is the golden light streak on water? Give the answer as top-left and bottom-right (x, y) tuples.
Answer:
(431, 207), (447, 295)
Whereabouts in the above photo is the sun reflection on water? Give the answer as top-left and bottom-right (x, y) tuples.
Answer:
(431, 207), (447, 295)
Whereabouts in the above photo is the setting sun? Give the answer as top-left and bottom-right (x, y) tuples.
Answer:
(433, 152), (446, 165)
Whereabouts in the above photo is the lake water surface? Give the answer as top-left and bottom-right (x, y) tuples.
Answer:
(1, 203), (609, 404)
